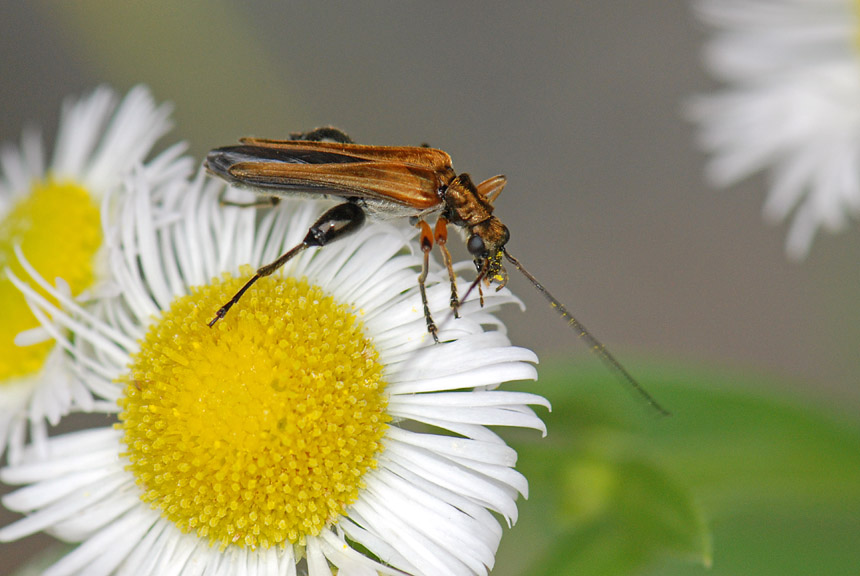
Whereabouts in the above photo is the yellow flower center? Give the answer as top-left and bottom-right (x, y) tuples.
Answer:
(0, 179), (101, 382)
(119, 273), (389, 549)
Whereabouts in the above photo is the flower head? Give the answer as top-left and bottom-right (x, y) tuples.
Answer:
(687, 0), (860, 258)
(1, 163), (548, 575)
(0, 86), (184, 461)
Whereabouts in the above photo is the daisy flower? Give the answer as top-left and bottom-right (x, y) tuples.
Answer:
(0, 162), (549, 575)
(0, 85), (184, 461)
(687, 0), (860, 258)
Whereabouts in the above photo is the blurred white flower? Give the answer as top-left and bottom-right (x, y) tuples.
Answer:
(1, 164), (548, 576)
(0, 86), (186, 462)
(687, 0), (860, 258)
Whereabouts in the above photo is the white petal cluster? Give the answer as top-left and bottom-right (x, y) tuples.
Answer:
(0, 86), (182, 461)
(688, 0), (860, 258)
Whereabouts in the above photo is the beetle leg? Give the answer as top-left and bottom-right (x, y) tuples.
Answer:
(434, 217), (460, 319)
(416, 220), (439, 343)
(209, 202), (365, 327)
(217, 183), (280, 208)
(475, 261), (486, 308)
(218, 189), (281, 209)
(289, 126), (354, 143)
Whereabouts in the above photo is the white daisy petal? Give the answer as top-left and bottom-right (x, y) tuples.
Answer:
(307, 537), (334, 576)
(51, 490), (140, 541)
(147, 521), (201, 576)
(350, 493), (475, 576)
(383, 426), (518, 466)
(84, 86), (174, 192)
(390, 396), (545, 433)
(368, 471), (497, 572)
(0, 474), (127, 541)
(115, 516), (169, 576)
(388, 362), (538, 395)
(380, 460), (506, 536)
(318, 530), (407, 576)
(1, 467), (111, 512)
(0, 138), (35, 200)
(44, 507), (153, 576)
(0, 428), (121, 485)
(688, 0), (860, 258)
(380, 444), (523, 522)
(384, 336), (536, 380)
(7, 265), (135, 366)
(51, 87), (116, 180)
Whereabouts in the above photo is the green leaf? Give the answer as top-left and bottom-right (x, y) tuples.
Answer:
(494, 361), (860, 576)
(519, 448), (711, 576)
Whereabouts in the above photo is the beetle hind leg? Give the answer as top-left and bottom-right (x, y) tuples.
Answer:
(217, 186), (281, 208)
(209, 202), (365, 327)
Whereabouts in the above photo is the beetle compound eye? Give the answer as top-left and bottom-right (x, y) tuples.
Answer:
(467, 234), (486, 256)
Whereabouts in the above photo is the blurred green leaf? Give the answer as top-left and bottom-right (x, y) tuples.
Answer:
(494, 361), (860, 576)
(519, 448), (711, 576)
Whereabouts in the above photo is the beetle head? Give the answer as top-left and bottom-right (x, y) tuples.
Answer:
(466, 217), (511, 288)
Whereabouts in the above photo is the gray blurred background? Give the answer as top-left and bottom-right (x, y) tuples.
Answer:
(1, 2), (858, 573)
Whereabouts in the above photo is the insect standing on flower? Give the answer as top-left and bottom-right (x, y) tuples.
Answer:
(205, 127), (668, 415)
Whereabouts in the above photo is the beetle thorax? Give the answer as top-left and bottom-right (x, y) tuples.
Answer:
(442, 173), (494, 226)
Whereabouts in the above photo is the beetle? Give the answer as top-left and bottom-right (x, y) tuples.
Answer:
(205, 127), (668, 415)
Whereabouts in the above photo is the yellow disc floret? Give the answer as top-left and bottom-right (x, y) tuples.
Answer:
(119, 273), (389, 549)
(0, 179), (102, 382)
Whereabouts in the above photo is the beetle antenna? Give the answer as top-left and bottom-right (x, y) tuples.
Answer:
(502, 249), (670, 417)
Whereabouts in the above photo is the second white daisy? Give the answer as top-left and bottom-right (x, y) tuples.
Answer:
(687, 0), (860, 258)
(1, 161), (548, 576)
(0, 86), (187, 461)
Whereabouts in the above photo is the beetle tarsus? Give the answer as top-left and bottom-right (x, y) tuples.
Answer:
(209, 272), (262, 326)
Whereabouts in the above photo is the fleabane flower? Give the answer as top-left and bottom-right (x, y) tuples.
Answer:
(687, 0), (860, 258)
(0, 163), (548, 576)
(0, 85), (184, 461)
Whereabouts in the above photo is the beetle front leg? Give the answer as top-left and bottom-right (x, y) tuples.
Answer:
(434, 217), (460, 319)
(209, 202), (365, 326)
(416, 220), (439, 343)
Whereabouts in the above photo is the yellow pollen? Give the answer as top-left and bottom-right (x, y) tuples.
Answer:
(0, 178), (101, 382)
(118, 273), (389, 549)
